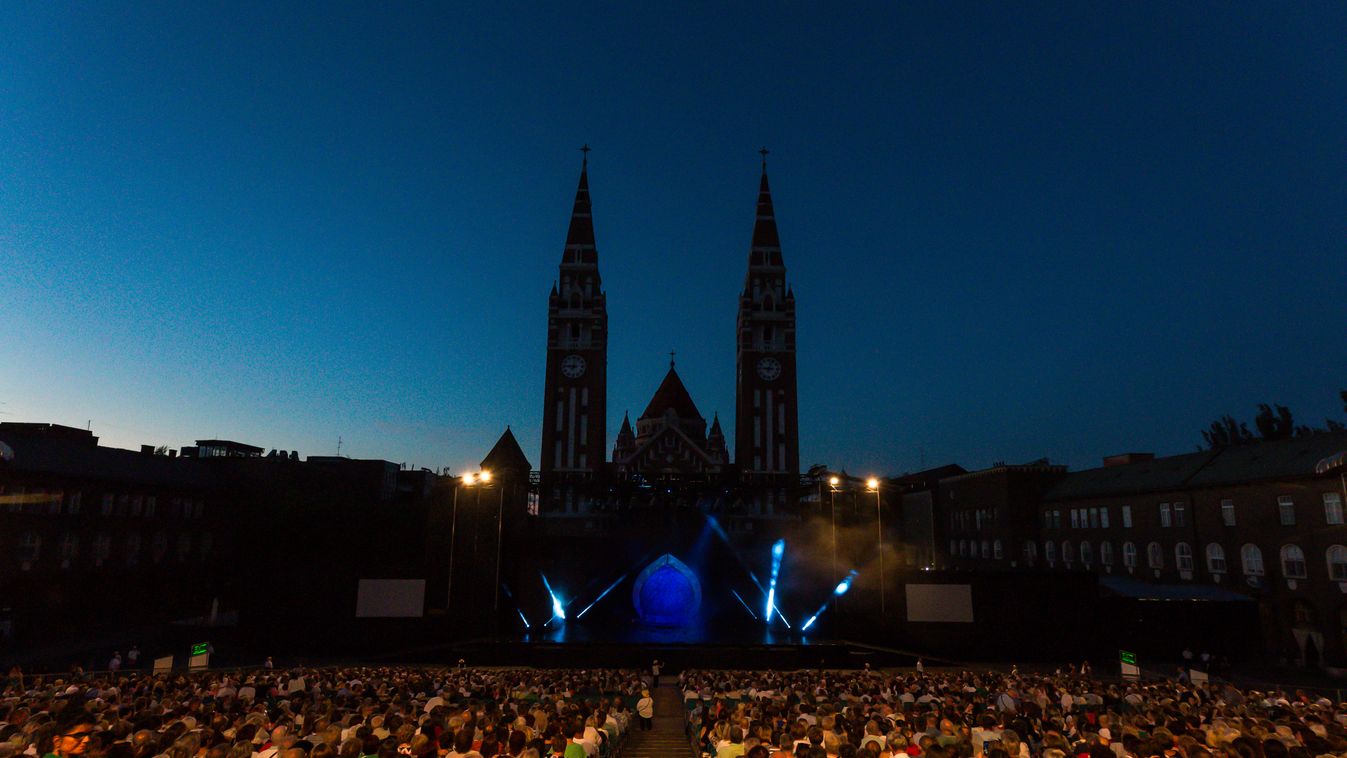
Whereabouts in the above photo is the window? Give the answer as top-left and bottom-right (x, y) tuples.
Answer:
(66, 490), (82, 515)
(1279, 495), (1296, 526)
(981, 540), (990, 559)
(1325, 493), (1344, 525)
(1241, 544), (1265, 576)
(130, 495), (143, 517)
(1221, 499), (1236, 526)
(1327, 545), (1347, 582)
(1045, 541), (1058, 564)
(1174, 502), (1187, 527)
(1122, 505), (1133, 528)
(60, 532), (79, 562)
(1089, 508), (1100, 529)
(1062, 540), (1074, 565)
(993, 540), (1003, 560)
(1070, 510), (1079, 529)
(1080, 541), (1093, 565)
(1023, 541), (1037, 565)
(1281, 544), (1307, 579)
(1147, 541), (1164, 569)
(94, 533), (112, 563)
(1099, 508), (1110, 529)
(1176, 543), (1194, 572)
(153, 532), (169, 563)
(1207, 543), (1227, 573)
(125, 533), (141, 566)
(1042, 512), (1051, 529)
(17, 532), (41, 562)
(1100, 541), (1114, 566)
(1159, 503), (1172, 527)
(1122, 542), (1137, 568)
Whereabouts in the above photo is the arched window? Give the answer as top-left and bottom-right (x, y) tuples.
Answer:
(981, 540), (990, 559)
(124, 533), (141, 566)
(1122, 542), (1137, 568)
(1176, 543), (1194, 572)
(958, 539), (967, 557)
(1023, 541), (1037, 565)
(1045, 540), (1058, 564)
(1080, 541), (1094, 566)
(1147, 541), (1164, 569)
(59, 532), (79, 563)
(1100, 541), (1114, 566)
(1241, 544), (1264, 576)
(1206, 543), (1226, 573)
(16, 532), (41, 562)
(1061, 540), (1074, 565)
(993, 540), (1003, 560)
(93, 533), (112, 563)
(1327, 546), (1347, 582)
(1281, 544), (1307, 579)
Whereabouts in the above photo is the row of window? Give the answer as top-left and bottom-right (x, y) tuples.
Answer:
(951, 538), (1347, 582)
(1043, 492), (1344, 531)
(15, 531), (213, 566)
(949, 508), (998, 532)
(0, 487), (206, 519)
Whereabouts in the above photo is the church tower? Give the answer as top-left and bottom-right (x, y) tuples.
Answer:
(734, 156), (799, 507)
(539, 150), (608, 511)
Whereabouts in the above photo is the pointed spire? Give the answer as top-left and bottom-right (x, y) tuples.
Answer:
(563, 146), (597, 262)
(618, 411), (633, 438)
(709, 412), (724, 438)
(749, 152), (782, 265)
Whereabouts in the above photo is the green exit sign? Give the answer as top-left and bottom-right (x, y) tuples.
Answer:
(191, 642), (209, 656)
(1119, 650), (1137, 665)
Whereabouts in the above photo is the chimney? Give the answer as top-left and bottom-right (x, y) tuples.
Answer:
(169, 449), (178, 458)
(140, 444), (155, 455)
(1103, 452), (1155, 468)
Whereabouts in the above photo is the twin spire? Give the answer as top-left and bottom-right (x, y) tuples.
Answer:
(563, 146), (782, 268)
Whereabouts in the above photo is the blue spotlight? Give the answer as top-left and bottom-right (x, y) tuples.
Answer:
(516, 608), (531, 629)
(801, 570), (859, 631)
(577, 572), (628, 619)
(764, 539), (786, 622)
(540, 572), (565, 621)
(730, 588), (758, 619)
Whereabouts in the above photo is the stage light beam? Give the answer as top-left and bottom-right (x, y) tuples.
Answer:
(730, 588), (758, 619)
(764, 539), (786, 622)
(576, 572), (628, 618)
(801, 569), (859, 632)
(540, 572), (565, 622)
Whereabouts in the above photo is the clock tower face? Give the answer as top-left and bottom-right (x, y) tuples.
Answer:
(756, 356), (781, 381)
(561, 354), (587, 379)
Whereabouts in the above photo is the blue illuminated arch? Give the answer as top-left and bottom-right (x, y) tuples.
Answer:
(631, 553), (701, 626)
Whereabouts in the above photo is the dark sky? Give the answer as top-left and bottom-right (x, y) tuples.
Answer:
(2, 3), (1344, 475)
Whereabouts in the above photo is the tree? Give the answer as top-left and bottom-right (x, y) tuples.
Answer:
(1254, 403), (1296, 441)
(1202, 415), (1253, 449)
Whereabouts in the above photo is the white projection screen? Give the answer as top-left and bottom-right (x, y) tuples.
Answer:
(905, 583), (974, 623)
(355, 579), (426, 618)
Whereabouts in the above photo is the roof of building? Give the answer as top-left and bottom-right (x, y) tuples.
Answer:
(639, 365), (703, 423)
(1044, 449), (1219, 501)
(1186, 431), (1347, 487)
(480, 427), (532, 473)
(0, 432), (211, 489)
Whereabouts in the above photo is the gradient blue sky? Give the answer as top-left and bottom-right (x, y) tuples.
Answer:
(2, 3), (1344, 475)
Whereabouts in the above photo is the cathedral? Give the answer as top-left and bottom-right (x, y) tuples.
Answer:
(538, 151), (801, 515)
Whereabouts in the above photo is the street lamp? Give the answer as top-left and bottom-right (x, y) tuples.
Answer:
(867, 477), (884, 617)
(829, 475), (840, 610)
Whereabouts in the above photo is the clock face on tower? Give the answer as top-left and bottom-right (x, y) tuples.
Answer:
(756, 356), (781, 381)
(561, 354), (587, 379)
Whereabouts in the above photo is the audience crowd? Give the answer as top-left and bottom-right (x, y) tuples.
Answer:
(0, 666), (642, 758)
(6, 663), (1347, 758)
(679, 667), (1347, 758)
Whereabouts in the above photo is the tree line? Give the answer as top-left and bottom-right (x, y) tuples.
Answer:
(1201, 390), (1347, 448)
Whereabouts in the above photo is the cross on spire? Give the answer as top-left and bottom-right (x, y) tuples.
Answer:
(759, 147), (769, 172)
(669, 350), (676, 368)
(580, 143), (591, 167)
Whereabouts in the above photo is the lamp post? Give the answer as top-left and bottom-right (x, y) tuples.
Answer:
(829, 475), (840, 610)
(448, 472), (478, 609)
(867, 477), (884, 617)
